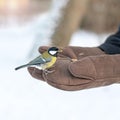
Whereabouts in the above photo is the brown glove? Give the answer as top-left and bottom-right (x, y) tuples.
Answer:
(28, 54), (120, 91)
(39, 46), (105, 59)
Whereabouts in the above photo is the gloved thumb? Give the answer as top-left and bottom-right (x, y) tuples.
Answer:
(69, 54), (120, 84)
(38, 46), (49, 54)
(69, 57), (96, 80)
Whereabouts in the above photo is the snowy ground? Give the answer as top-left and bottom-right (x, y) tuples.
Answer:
(0, 23), (120, 120)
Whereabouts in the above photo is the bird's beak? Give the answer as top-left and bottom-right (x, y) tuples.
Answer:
(58, 48), (63, 53)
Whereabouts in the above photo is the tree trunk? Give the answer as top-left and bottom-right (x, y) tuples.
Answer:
(51, 0), (89, 47)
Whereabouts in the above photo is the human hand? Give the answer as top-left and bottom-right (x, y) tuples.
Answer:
(28, 54), (120, 91)
(39, 46), (105, 60)
(28, 58), (92, 91)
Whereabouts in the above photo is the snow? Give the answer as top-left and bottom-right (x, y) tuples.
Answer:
(0, 0), (120, 119)
(0, 24), (120, 120)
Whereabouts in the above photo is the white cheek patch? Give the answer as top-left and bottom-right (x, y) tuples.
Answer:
(49, 51), (57, 55)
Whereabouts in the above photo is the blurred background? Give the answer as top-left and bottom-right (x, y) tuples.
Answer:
(0, 0), (120, 120)
(0, 0), (119, 30)
(0, 0), (51, 24)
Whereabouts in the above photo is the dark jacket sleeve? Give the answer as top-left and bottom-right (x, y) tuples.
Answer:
(99, 27), (120, 54)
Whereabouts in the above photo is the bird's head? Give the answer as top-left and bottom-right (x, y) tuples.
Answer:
(48, 47), (62, 56)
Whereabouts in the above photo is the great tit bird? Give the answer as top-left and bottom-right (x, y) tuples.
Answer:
(15, 47), (61, 71)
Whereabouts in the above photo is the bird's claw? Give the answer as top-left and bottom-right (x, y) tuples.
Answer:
(43, 69), (55, 75)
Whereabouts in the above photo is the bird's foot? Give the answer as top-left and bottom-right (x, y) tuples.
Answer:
(43, 69), (55, 75)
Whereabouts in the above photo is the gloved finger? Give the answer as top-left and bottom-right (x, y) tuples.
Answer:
(38, 46), (49, 54)
(27, 67), (45, 81)
(47, 78), (93, 91)
(48, 79), (112, 91)
(58, 47), (77, 59)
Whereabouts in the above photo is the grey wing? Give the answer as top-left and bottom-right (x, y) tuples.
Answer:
(15, 56), (51, 70)
(28, 55), (51, 65)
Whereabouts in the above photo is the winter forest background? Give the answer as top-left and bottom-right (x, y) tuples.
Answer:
(0, 0), (120, 120)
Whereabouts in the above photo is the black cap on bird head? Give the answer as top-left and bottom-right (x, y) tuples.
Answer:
(48, 47), (59, 56)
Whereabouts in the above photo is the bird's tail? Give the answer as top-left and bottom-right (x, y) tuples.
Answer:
(15, 56), (43, 70)
(15, 64), (30, 70)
